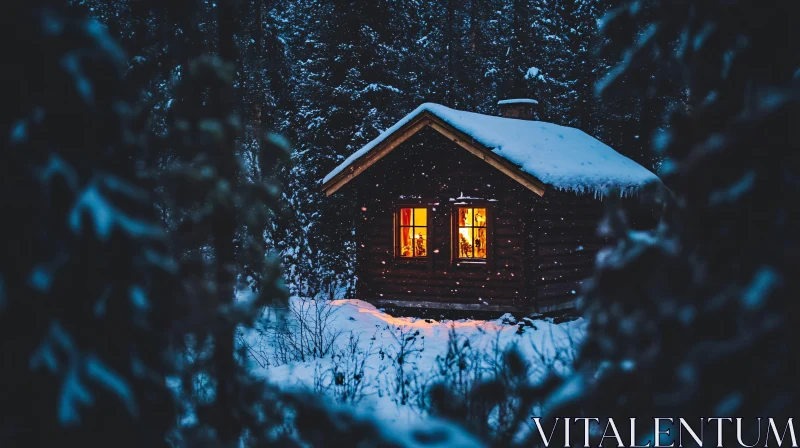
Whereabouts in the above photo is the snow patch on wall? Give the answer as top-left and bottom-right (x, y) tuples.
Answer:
(498, 98), (539, 105)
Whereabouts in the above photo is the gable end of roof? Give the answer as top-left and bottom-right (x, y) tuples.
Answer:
(320, 112), (547, 196)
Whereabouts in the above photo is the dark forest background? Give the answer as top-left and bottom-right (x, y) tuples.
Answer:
(72, 0), (686, 296)
(2, 0), (796, 447)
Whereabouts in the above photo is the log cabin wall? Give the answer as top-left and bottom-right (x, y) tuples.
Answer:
(351, 129), (534, 312)
(530, 191), (660, 313)
(531, 191), (608, 313)
(347, 128), (654, 314)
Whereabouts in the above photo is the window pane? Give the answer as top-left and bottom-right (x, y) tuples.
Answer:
(413, 208), (427, 227)
(413, 227), (427, 257)
(458, 227), (473, 258)
(400, 227), (413, 257)
(458, 208), (473, 227)
(474, 208), (487, 227)
(400, 208), (412, 226)
(474, 227), (487, 258)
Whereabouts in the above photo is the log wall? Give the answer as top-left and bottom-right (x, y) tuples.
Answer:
(347, 128), (657, 314)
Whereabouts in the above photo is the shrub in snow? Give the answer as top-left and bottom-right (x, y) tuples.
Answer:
(262, 297), (344, 366)
(429, 327), (484, 414)
(382, 326), (426, 407)
(425, 326), (581, 442)
(426, 327), (510, 438)
(313, 331), (376, 404)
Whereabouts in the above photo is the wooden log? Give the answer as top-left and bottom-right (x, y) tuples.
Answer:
(536, 233), (609, 245)
(537, 257), (595, 271)
(364, 267), (521, 281)
(371, 283), (524, 298)
(537, 243), (604, 257)
(538, 281), (585, 299)
(536, 297), (578, 313)
(370, 298), (525, 313)
(369, 273), (524, 288)
(536, 268), (592, 285)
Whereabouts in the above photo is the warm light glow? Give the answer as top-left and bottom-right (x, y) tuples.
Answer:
(399, 207), (427, 257)
(331, 299), (507, 330)
(457, 207), (487, 259)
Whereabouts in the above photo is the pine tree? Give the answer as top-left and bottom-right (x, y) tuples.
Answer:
(0, 2), (293, 446)
(3, 2), (490, 447)
(285, 0), (421, 298)
(501, 0), (533, 99)
(513, 0), (603, 127)
(563, 0), (799, 433)
(1, 3), (181, 446)
(462, 0), (798, 445)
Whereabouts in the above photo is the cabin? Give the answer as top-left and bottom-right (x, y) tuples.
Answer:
(321, 100), (661, 315)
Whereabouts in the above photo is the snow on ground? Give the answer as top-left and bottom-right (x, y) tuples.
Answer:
(321, 102), (660, 197)
(242, 297), (586, 427)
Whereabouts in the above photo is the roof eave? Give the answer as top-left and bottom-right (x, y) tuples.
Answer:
(321, 113), (432, 196)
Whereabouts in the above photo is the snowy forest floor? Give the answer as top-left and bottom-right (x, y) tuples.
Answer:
(239, 296), (586, 427)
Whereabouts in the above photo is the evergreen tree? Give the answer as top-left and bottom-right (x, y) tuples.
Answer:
(462, 0), (504, 111)
(1, 2), (491, 447)
(0, 2), (293, 446)
(502, 0), (533, 99)
(1, 2), (181, 446)
(285, 0), (422, 297)
(562, 0), (799, 435)
(527, 0), (602, 126)
(441, 0), (798, 445)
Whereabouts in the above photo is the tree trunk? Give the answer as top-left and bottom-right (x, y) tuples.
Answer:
(445, 0), (456, 103)
(213, 0), (240, 445)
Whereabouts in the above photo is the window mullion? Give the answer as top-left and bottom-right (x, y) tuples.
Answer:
(472, 226), (476, 258)
(471, 209), (475, 258)
(413, 225), (417, 257)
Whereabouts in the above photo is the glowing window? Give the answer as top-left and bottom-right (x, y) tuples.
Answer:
(398, 208), (427, 258)
(456, 207), (487, 259)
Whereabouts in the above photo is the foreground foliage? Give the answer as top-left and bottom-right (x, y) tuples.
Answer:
(1, 2), (179, 446)
(429, 0), (799, 445)
(566, 0), (799, 435)
(3, 0), (794, 446)
(0, 2), (480, 447)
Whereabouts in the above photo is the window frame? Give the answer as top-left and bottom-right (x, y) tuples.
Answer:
(394, 205), (431, 262)
(451, 203), (494, 268)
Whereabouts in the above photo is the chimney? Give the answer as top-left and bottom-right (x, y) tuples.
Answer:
(497, 98), (538, 120)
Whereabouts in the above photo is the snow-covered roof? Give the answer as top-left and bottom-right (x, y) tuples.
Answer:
(498, 98), (539, 105)
(322, 103), (660, 197)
